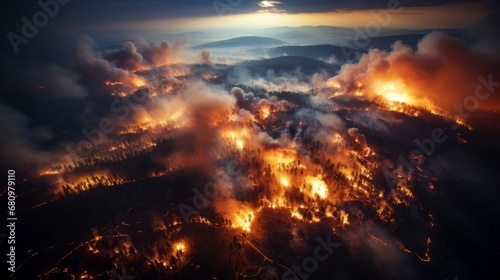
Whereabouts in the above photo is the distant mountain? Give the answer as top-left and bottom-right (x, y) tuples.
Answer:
(255, 26), (356, 45)
(265, 36), (426, 64)
(343, 34), (426, 51)
(266, 33), (466, 63)
(264, 31), (316, 44)
(346, 30), (468, 51)
(235, 55), (338, 76)
(267, 45), (359, 64)
(254, 26), (466, 46)
(194, 36), (286, 49)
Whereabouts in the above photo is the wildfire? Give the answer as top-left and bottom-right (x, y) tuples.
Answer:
(223, 129), (249, 151)
(28, 55), (461, 278)
(39, 169), (63, 176)
(105, 81), (123, 86)
(331, 133), (344, 144)
(105, 75), (147, 89)
(231, 209), (254, 232)
(131, 64), (151, 72)
(375, 81), (413, 104)
(280, 177), (289, 187)
(236, 140), (244, 150)
(215, 199), (255, 232)
(305, 174), (328, 199)
(263, 148), (298, 166)
(291, 209), (304, 220)
(201, 73), (220, 80)
(327, 80), (341, 89)
(419, 237), (432, 262)
(260, 106), (271, 119)
(340, 210), (349, 225)
(131, 76), (147, 87)
(174, 241), (186, 253)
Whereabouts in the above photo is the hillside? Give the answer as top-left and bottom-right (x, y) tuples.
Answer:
(194, 36), (286, 49)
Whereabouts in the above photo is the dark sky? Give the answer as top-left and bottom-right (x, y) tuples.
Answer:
(1, 0), (487, 32)
(1, 0), (498, 60)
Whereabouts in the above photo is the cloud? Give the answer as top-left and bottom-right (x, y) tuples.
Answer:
(258, 1), (282, 8)
(73, 35), (145, 88)
(103, 41), (146, 71)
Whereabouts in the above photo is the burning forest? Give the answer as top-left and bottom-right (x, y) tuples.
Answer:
(1, 2), (500, 279)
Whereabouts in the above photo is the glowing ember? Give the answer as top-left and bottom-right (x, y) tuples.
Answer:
(236, 140), (244, 150)
(291, 209), (303, 220)
(280, 177), (289, 187)
(174, 242), (186, 253)
(260, 106), (271, 119)
(305, 175), (328, 199)
(105, 81), (123, 86)
(340, 210), (349, 226)
(39, 169), (62, 176)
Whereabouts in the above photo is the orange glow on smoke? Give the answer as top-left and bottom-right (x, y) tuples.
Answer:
(105, 75), (147, 88)
(131, 76), (147, 87)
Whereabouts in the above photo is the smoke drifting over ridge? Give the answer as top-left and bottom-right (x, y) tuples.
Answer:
(102, 38), (208, 71)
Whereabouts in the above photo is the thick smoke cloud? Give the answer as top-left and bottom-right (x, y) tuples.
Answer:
(328, 32), (500, 112)
(103, 38), (213, 72)
(0, 104), (53, 172)
(231, 87), (288, 114)
(73, 36), (145, 88)
(103, 42), (145, 71)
